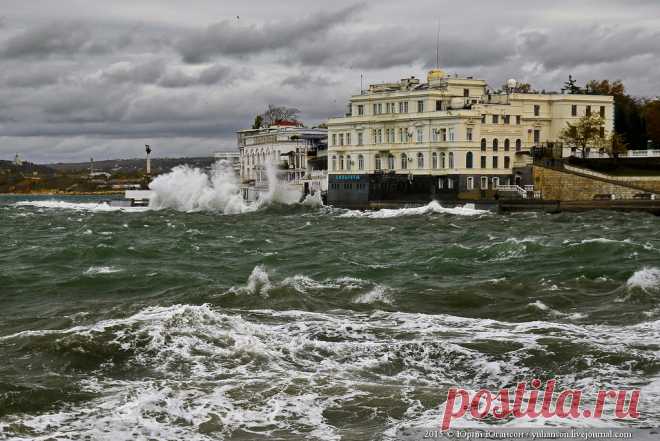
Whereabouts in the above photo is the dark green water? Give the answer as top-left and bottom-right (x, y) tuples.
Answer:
(1, 195), (660, 440)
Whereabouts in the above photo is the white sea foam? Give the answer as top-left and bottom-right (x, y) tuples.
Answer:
(353, 285), (392, 305)
(84, 266), (122, 275)
(626, 267), (660, 293)
(3, 304), (660, 438)
(14, 200), (148, 212)
(338, 200), (488, 218)
(528, 300), (586, 320)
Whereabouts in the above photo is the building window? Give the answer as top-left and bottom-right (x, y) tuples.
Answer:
(331, 156), (337, 171)
(386, 103), (391, 113)
(416, 127), (423, 143)
(441, 128), (447, 142)
(358, 105), (364, 116)
(534, 105), (540, 116)
(358, 154), (364, 170)
(492, 115), (499, 124)
(432, 152), (438, 169)
(571, 105), (577, 116)
(534, 129), (540, 145)
(339, 134), (344, 146)
(586, 105), (591, 116)
(515, 139), (522, 152)
(467, 176), (474, 190)
(346, 155), (352, 170)
(377, 129), (382, 144)
(417, 100), (424, 113)
(388, 154), (395, 169)
(441, 152), (446, 168)
(438, 178), (444, 189)
(504, 156), (510, 168)
(481, 176), (488, 190)
(466, 128), (473, 141)
(401, 153), (408, 170)
(417, 152), (424, 168)
(375, 154), (381, 170)
(436, 100), (443, 111)
(432, 128), (438, 142)
(399, 101), (408, 113)
(504, 139), (510, 151)
(447, 178), (454, 189)
(357, 132), (363, 145)
(463, 88), (469, 97)
(600, 106), (605, 118)
(493, 139), (499, 151)
(516, 115), (521, 125)
(481, 114), (486, 123)
(466, 151), (473, 169)
(448, 152), (454, 169)
(332, 134), (336, 146)
(503, 115), (510, 124)
(399, 128), (404, 143)
(492, 156), (499, 168)
(492, 177), (500, 188)
(346, 133), (351, 145)
(373, 104), (378, 115)
(600, 126), (605, 138)
(481, 138), (487, 151)
(480, 156), (487, 169)
(339, 155), (344, 170)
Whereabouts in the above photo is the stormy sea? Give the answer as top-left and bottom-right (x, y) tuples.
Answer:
(1, 163), (659, 440)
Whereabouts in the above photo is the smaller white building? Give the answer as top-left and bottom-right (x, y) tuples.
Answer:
(237, 122), (327, 200)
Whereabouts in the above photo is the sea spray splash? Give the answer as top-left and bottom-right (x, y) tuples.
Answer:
(148, 160), (302, 213)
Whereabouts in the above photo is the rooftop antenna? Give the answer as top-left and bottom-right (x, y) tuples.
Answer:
(145, 145), (152, 176)
(435, 19), (440, 69)
(360, 73), (363, 94)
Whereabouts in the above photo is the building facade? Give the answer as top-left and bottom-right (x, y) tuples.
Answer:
(326, 70), (614, 207)
(237, 122), (327, 201)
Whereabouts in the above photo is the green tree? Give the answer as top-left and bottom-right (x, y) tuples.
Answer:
(605, 133), (629, 158)
(560, 114), (606, 158)
(643, 100), (660, 148)
(252, 114), (263, 129)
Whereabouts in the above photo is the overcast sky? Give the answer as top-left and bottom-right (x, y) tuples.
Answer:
(1, 0), (659, 163)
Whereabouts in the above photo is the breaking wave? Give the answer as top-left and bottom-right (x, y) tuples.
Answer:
(2, 304), (659, 439)
(338, 200), (488, 218)
(13, 200), (148, 212)
(626, 267), (660, 293)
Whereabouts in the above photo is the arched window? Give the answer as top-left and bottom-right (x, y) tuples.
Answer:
(401, 153), (408, 170)
(481, 138), (487, 151)
(448, 152), (454, 169)
(358, 154), (364, 170)
(493, 139), (499, 151)
(375, 154), (381, 170)
(432, 152), (438, 169)
(417, 152), (424, 168)
(515, 139), (522, 152)
(504, 139), (510, 151)
(441, 152), (446, 169)
(346, 155), (352, 171)
(339, 155), (344, 170)
(331, 155), (337, 171)
(466, 151), (473, 169)
(388, 154), (395, 170)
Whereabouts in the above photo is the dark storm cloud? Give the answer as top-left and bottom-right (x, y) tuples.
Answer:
(0, 0), (659, 162)
(517, 25), (660, 69)
(2, 22), (110, 59)
(176, 4), (365, 63)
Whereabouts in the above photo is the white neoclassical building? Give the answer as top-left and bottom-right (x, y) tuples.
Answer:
(326, 69), (614, 207)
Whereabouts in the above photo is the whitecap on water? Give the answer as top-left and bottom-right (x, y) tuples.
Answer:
(84, 266), (122, 275)
(338, 200), (488, 218)
(626, 267), (660, 293)
(13, 200), (149, 212)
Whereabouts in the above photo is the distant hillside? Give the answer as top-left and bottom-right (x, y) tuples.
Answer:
(47, 157), (217, 174)
(0, 160), (57, 177)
